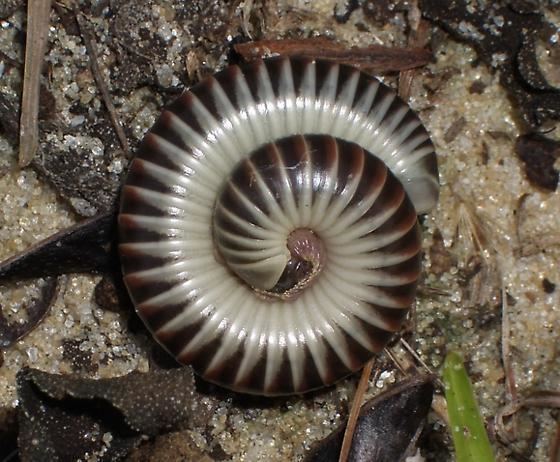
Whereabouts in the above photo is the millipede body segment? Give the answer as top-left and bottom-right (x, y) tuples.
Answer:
(119, 57), (439, 395)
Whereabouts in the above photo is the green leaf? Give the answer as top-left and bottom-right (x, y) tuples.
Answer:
(443, 351), (495, 462)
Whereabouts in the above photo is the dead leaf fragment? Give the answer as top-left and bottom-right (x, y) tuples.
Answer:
(17, 367), (199, 461)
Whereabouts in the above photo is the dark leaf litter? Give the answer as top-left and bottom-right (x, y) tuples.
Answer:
(26, 0), (239, 218)
(421, 0), (560, 128)
(1, 1), (559, 460)
(516, 132), (560, 191)
(306, 375), (434, 462)
(0, 278), (58, 348)
(17, 367), (199, 461)
(0, 210), (117, 280)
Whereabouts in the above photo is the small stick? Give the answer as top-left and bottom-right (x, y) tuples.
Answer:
(550, 418), (560, 462)
(398, 19), (431, 100)
(0, 49), (22, 68)
(501, 287), (517, 402)
(19, 0), (52, 167)
(234, 38), (432, 74)
(75, 11), (129, 153)
(400, 338), (433, 374)
(384, 346), (407, 374)
(338, 359), (376, 462)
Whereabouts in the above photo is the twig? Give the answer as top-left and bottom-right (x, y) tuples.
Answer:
(0, 49), (22, 68)
(0, 277), (59, 347)
(384, 346), (407, 374)
(338, 359), (376, 462)
(500, 285), (519, 442)
(551, 418), (560, 462)
(234, 38), (432, 74)
(501, 286), (517, 403)
(74, 11), (129, 153)
(19, 0), (52, 167)
(398, 19), (431, 100)
(431, 393), (450, 426)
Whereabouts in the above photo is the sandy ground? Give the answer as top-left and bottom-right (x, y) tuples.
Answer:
(1, 1), (560, 460)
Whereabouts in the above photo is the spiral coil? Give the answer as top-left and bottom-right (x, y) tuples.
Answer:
(119, 57), (439, 395)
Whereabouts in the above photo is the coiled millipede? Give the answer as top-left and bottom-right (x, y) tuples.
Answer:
(119, 57), (439, 396)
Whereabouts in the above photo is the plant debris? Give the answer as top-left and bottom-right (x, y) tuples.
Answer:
(339, 360), (376, 462)
(108, 0), (237, 90)
(0, 0), (23, 19)
(17, 367), (199, 462)
(126, 432), (216, 462)
(18, 0), (52, 167)
(74, 10), (129, 154)
(305, 375), (434, 462)
(333, 0), (360, 24)
(443, 116), (467, 143)
(0, 91), (20, 145)
(420, 0), (560, 127)
(515, 132), (560, 191)
(234, 38), (432, 74)
(0, 210), (117, 281)
(0, 277), (58, 348)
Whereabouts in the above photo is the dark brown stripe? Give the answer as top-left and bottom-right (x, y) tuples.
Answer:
(135, 132), (182, 172)
(243, 59), (270, 105)
(262, 57), (288, 101)
(321, 341), (352, 385)
(300, 347), (325, 392)
(334, 64), (360, 103)
(371, 199), (418, 246)
(340, 329), (375, 371)
(203, 344), (246, 388)
(367, 305), (409, 332)
(368, 80), (395, 118)
(148, 111), (190, 154)
(120, 252), (172, 277)
(352, 73), (378, 109)
(287, 57), (312, 98)
(124, 273), (182, 306)
(165, 92), (206, 138)
(331, 139), (365, 199)
(118, 214), (168, 243)
(375, 222), (421, 258)
(188, 335), (225, 375)
(344, 145), (387, 213)
(243, 351), (268, 393)
(212, 65), (244, 114)
(224, 158), (270, 222)
(363, 172), (407, 223)
(120, 185), (167, 217)
(125, 159), (177, 196)
(370, 281), (418, 307)
(375, 253), (422, 284)
(160, 317), (206, 360)
(139, 302), (187, 333)
(194, 76), (227, 125)
(308, 136), (339, 204)
(314, 59), (339, 96)
(358, 318), (396, 351)
(267, 349), (295, 395)
(380, 94), (405, 135)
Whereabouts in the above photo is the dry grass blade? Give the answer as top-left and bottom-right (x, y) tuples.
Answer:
(501, 286), (518, 403)
(400, 338), (435, 376)
(74, 11), (129, 154)
(234, 38), (432, 74)
(551, 419), (560, 462)
(19, 0), (52, 168)
(496, 391), (560, 444)
(398, 0), (430, 100)
(338, 359), (376, 462)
